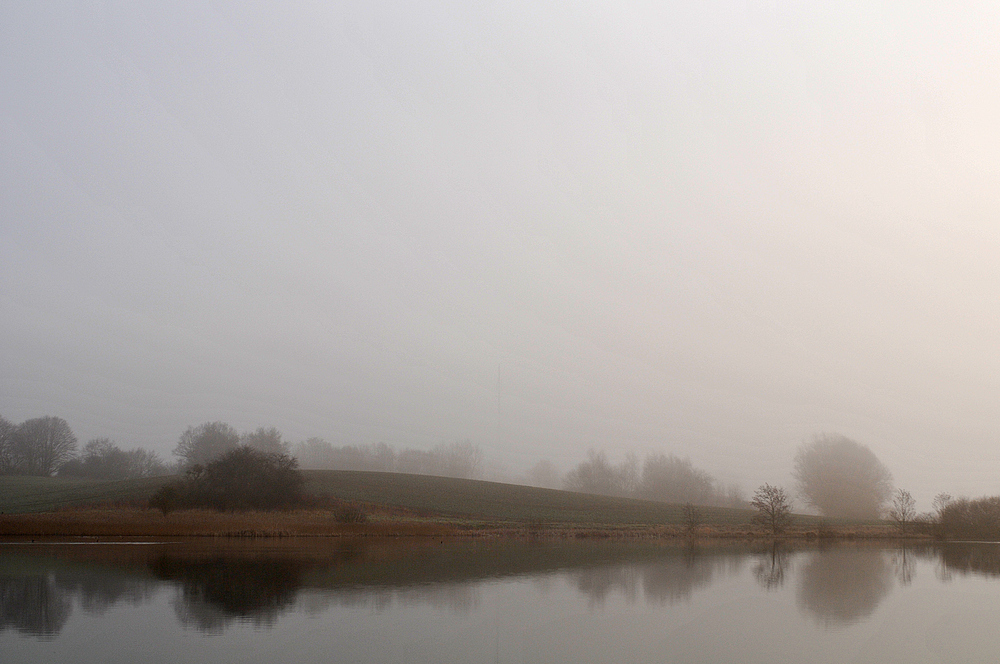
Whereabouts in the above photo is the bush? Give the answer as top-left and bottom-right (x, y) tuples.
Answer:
(334, 502), (368, 524)
(148, 446), (304, 512)
(938, 496), (1000, 541)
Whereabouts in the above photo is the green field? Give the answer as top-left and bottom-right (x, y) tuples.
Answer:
(0, 475), (171, 514)
(302, 470), (758, 526)
(0, 470), (761, 527)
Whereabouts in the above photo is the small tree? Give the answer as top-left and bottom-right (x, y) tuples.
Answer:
(888, 488), (917, 533)
(682, 502), (701, 536)
(751, 484), (793, 536)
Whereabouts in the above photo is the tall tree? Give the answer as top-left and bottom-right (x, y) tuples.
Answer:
(240, 427), (289, 455)
(0, 415), (17, 474)
(794, 434), (893, 519)
(14, 416), (77, 476)
(173, 422), (239, 468)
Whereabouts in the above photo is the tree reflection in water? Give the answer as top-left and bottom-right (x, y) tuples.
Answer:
(0, 561), (157, 639)
(796, 548), (893, 627)
(753, 542), (791, 591)
(570, 545), (743, 607)
(10, 540), (982, 640)
(151, 556), (306, 632)
(937, 543), (1000, 578)
(0, 574), (72, 639)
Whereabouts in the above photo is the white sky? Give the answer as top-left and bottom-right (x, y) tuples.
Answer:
(4, 1), (1000, 507)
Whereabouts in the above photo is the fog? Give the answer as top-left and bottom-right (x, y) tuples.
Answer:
(3, 2), (1000, 508)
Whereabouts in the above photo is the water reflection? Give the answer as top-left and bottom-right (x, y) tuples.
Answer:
(0, 574), (72, 638)
(569, 545), (745, 606)
(0, 558), (158, 639)
(151, 556), (306, 632)
(753, 543), (791, 591)
(937, 543), (1000, 578)
(6, 540), (1000, 641)
(796, 548), (893, 627)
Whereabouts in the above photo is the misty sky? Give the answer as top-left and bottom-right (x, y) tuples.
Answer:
(3, 2), (1000, 506)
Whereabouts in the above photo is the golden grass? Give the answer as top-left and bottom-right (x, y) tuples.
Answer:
(0, 507), (458, 538)
(0, 505), (924, 541)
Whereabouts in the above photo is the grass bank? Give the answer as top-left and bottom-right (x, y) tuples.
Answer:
(0, 471), (907, 540)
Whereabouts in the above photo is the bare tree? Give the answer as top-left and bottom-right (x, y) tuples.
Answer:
(240, 427), (289, 455)
(13, 416), (77, 476)
(888, 489), (917, 533)
(0, 415), (17, 474)
(173, 422), (239, 468)
(525, 459), (560, 488)
(751, 484), (793, 536)
(794, 434), (893, 519)
(563, 450), (623, 496)
(682, 502), (701, 536)
(639, 453), (715, 504)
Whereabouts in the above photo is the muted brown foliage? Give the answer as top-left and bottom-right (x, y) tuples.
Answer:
(794, 434), (893, 519)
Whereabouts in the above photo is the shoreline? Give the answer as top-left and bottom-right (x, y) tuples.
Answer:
(0, 506), (932, 541)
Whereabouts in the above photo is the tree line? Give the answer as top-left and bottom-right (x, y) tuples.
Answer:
(557, 449), (746, 508)
(0, 414), (169, 479)
(292, 438), (483, 479)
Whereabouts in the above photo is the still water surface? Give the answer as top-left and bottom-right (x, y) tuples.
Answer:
(2, 538), (1000, 663)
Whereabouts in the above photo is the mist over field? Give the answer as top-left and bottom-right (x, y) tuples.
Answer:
(4, 2), (1000, 509)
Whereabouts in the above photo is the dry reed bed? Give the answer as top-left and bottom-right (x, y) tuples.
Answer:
(0, 507), (921, 541)
(0, 508), (457, 538)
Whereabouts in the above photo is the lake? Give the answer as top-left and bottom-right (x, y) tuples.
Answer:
(2, 538), (1000, 663)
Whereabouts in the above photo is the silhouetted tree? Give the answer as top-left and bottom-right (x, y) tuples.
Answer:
(682, 502), (701, 536)
(0, 415), (16, 474)
(59, 439), (168, 479)
(292, 437), (336, 468)
(751, 483), (793, 535)
(240, 427), (289, 455)
(640, 453), (715, 504)
(13, 416), (77, 476)
(151, 445), (303, 511)
(525, 459), (560, 489)
(173, 422), (239, 468)
(888, 488), (916, 533)
(564, 450), (628, 496)
(794, 434), (893, 519)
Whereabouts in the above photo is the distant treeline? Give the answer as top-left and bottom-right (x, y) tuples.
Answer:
(0, 414), (168, 480)
(292, 439), (484, 480)
(559, 449), (746, 508)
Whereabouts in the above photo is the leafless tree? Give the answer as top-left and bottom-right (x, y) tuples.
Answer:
(173, 422), (239, 468)
(240, 427), (289, 455)
(888, 488), (917, 533)
(525, 459), (560, 488)
(13, 416), (77, 476)
(794, 434), (893, 519)
(0, 415), (17, 474)
(682, 502), (701, 536)
(751, 483), (793, 536)
(640, 453), (715, 504)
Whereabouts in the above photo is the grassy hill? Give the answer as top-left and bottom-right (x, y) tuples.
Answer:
(0, 470), (760, 527)
(303, 470), (756, 526)
(0, 475), (171, 514)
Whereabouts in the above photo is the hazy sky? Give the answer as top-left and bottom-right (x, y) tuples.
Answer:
(4, 2), (1000, 506)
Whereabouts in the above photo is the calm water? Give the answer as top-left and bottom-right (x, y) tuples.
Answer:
(3, 538), (1000, 663)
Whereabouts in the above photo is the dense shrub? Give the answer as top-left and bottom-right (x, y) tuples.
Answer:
(937, 496), (1000, 541)
(150, 446), (304, 513)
